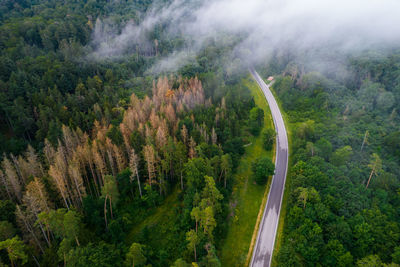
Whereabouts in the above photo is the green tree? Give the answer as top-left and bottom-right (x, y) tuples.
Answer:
(171, 258), (191, 267)
(392, 247), (400, 264)
(366, 153), (382, 189)
(0, 221), (16, 241)
(356, 255), (382, 267)
(200, 206), (217, 240)
(315, 138), (332, 160)
(252, 156), (275, 185)
(323, 239), (353, 267)
(295, 187), (320, 209)
(262, 128), (276, 151)
(331, 146), (353, 166)
(186, 230), (199, 262)
(249, 107), (264, 135)
(354, 223), (374, 258)
(65, 242), (122, 267)
(125, 243), (146, 267)
(0, 236), (28, 267)
(220, 154), (232, 188)
(174, 141), (187, 190)
(202, 243), (221, 267)
(101, 175), (120, 228)
(191, 206), (201, 233)
(201, 176), (223, 211)
(184, 158), (210, 190)
(64, 210), (82, 246)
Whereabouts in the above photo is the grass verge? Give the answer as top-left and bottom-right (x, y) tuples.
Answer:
(219, 77), (274, 266)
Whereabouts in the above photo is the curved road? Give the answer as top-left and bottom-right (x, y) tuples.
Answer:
(250, 69), (289, 267)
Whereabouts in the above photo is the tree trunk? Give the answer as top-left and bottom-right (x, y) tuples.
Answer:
(361, 130), (369, 152)
(224, 169), (227, 188)
(104, 195), (108, 229)
(180, 170), (183, 190)
(38, 221), (51, 247)
(136, 168), (142, 197)
(75, 235), (80, 246)
(194, 244), (197, 262)
(109, 197), (113, 219)
(366, 167), (375, 189)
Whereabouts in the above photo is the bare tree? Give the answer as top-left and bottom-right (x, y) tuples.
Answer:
(129, 149), (142, 197)
(211, 128), (217, 145)
(189, 137), (197, 159)
(143, 145), (157, 188)
(366, 153), (382, 189)
(2, 155), (22, 202)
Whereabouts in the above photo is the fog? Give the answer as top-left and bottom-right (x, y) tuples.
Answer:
(89, 0), (400, 73)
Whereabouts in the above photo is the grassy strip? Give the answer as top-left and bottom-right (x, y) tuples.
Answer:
(219, 77), (274, 266)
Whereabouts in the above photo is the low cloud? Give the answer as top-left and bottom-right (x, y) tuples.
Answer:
(88, 0), (400, 73)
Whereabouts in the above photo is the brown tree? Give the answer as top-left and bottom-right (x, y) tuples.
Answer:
(1, 155), (22, 202)
(129, 149), (142, 197)
(189, 137), (197, 159)
(143, 145), (157, 188)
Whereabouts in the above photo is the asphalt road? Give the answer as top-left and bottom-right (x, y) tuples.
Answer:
(250, 69), (289, 267)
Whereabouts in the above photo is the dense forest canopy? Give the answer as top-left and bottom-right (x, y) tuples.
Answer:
(1, 0), (400, 266)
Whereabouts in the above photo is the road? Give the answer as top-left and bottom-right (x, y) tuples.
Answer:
(250, 69), (289, 267)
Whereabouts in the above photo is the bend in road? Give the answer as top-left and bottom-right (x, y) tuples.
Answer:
(250, 69), (289, 267)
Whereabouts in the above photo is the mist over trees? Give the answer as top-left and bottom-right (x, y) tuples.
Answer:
(1, 0), (400, 266)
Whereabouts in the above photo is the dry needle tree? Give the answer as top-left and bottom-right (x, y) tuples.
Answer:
(366, 153), (382, 189)
(129, 149), (142, 197)
(22, 178), (53, 247)
(143, 145), (157, 188)
(189, 137), (197, 159)
(1, 155), (22, 202)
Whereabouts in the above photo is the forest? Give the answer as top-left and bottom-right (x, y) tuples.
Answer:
(1, 0), (400, 266)
(271, 52), (400, 266)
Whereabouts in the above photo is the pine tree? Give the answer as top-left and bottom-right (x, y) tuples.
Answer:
(48, 165), (70, 209)
(211, 128), (217, 145)
(2, 155), (22, 202)
(366, 153), (382, 189)
(126, 243), (146, 267)
(43, 139), (56, 166)
(181, 125), (188, 145)
(0, 169), (12, 200)
(101, 175), (120, 228)
(191, 206), (201, 233)
(175, 141), (187, 190)
(143, 145), (157, 188)
(112, 143), (126, 173)
(186, 229), (199, 262)
(68, 161), (86, 207)
(200, 206), (216, 240)
(92, 140), (106, 188)
(129, 149), (142, 197)
(15, 205), (44, 253)
(23, 178), (52, 246)
(220, 154), (232, 188)
(189, 137), (197, 159)
(0, 236), (28, 267)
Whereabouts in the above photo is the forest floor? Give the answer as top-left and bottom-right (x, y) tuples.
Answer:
(219, 77), (274, 266)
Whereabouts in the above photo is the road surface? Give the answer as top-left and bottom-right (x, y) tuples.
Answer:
(250, 69), (289, 267)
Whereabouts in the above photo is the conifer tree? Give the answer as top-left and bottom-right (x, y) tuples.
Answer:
(129, 149), (142, 197)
